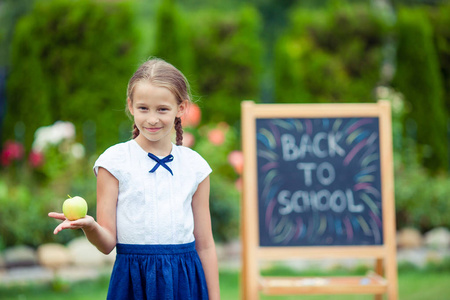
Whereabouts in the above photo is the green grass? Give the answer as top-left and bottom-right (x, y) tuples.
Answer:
(0, 275), (109, 300)
(1, 267), (450, 300)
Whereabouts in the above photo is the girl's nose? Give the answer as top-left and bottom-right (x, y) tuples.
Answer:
(148, 115), (159, 125)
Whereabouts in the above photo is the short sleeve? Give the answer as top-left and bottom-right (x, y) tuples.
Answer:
(189, 150), (212, 185)
(93, 145), (123, 180)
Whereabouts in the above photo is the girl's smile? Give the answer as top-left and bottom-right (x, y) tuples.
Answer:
(145, 127), (162, 133)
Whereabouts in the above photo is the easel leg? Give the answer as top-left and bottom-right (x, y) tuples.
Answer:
(374, 258), (384, 300)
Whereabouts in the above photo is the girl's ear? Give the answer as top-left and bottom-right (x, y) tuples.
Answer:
(176, 100), (189, 118)
(127, 98), (134, 116)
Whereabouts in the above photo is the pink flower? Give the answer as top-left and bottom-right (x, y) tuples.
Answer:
(1, 140), (24, 166)
(29, 150), (45, 168)
(183, 132), (195, 148)
(228, 150), (244, 175)
(207, 122), (230, 146)
(235, 177), (242, 191)
(208, 129), (226, 145)
(181, 103), (201, 128)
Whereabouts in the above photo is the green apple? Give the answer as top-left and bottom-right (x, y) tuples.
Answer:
(63, 195), (88, 221)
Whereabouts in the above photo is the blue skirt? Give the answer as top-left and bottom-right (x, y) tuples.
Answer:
(107, 241), (209, 300)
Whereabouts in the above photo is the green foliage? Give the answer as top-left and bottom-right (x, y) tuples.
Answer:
(274, 3), (389, 103)
(392, 0), (448, 6)
(381, 86), (450, 231)
(0, 0), (34, 67)
(189, 6), (263, 126)
(209, 176), (240, 242)
(4, 0), (140, 152)
(428, 3), (450, 114)
(394, 151), (450, 231)
(152, 0), (193, 76)
(392, 6), (448, 172)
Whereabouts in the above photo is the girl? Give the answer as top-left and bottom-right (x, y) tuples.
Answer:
(49, 58), (220, 300)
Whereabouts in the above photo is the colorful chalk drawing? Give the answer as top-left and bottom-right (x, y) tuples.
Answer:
(256, 118), (383, 247)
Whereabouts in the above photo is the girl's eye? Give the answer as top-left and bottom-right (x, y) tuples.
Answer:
(159, 107), (169, 112)
(138, 106), (148, 111)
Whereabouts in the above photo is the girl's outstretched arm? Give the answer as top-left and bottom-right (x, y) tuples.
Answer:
(48, 167), (118, 254)
(192, 176), (220, 300)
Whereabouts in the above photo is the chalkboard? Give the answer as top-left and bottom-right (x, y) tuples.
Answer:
(256, 117), (383, 247)
(240, 101), (398, 300)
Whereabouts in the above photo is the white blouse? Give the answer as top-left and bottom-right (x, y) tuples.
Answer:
(93, 140), (212, 245)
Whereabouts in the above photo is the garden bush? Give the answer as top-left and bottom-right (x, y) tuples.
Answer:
(0, 0), (35, 68)
(4, 0), (141, 152)
(274, 3), (389, 104)
(377, 86), (450, 232)
(428, 3), (450, 117)
(392, 6), (448, 172)
(189, 5), (263, 126)
(395, 154), (450, 231)
(151, 0), (194, 77)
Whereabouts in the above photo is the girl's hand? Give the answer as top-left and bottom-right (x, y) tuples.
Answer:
(48, 212), (95, 235)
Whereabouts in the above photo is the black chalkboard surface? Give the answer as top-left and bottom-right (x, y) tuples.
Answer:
(256, 117), (383, 247)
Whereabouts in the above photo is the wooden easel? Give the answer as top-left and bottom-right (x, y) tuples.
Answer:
(240, 100), (398, 299)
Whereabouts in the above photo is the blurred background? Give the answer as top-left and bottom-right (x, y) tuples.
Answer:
(1, 0), (450, 298)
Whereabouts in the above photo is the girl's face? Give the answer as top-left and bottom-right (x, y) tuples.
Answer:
(128, 81), (187, 149)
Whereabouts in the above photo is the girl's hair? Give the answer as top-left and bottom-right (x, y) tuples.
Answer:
(126, 58), (191, 146)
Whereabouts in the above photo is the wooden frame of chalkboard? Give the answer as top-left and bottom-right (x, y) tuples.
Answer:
(241, 101), (398, 300)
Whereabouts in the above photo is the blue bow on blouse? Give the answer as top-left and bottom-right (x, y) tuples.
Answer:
(148, 153), (174, 175)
